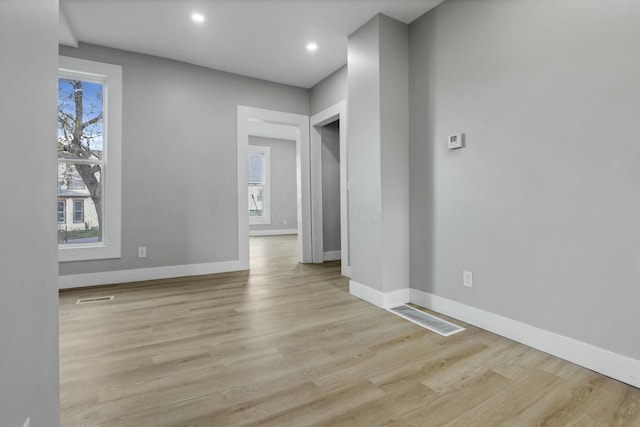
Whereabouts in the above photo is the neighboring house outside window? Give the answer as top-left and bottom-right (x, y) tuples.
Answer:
(58, 56), (122, 261)
(58, 200), (66, 223)
(57, 167), (101, 242)
(248, 145), (270, 225)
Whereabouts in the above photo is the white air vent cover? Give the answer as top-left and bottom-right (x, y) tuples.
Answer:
(389, 305), (464, 337)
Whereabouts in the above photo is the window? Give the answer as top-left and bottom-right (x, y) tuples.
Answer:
(248, 145), (270, 225)
(73, 200), (84, 223)
(58, 200), (66, 223)
(58, 56), (122, 261)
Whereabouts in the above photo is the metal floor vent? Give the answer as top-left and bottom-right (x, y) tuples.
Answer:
(76, 296), (115, 305)
(388, 305), (465, 337)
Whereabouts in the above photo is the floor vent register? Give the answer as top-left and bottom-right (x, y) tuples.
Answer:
(75, 296), (115, 305)
(388, 305), (465, 337)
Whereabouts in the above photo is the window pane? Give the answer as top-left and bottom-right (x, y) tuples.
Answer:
(248, 147), (270, 224)
(248, 153), (263, 184)
(58, 162), (102, 244)
(58, 79), (104, 161)
(249, 185), (263, 216)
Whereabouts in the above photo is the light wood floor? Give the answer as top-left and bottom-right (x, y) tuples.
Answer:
(59, 235), (640, 426)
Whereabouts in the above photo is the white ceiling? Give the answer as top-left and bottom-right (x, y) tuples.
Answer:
(59, 0), (444, 89)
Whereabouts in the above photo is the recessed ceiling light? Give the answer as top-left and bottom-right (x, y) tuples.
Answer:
(191, 13), (205, 23)
(306, 43), (318, 52)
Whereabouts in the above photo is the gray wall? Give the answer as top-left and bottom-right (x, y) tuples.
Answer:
(0, 0), (60, 425)
(379, 15), (410, 292)
(249, 136), (298, 233)
(310, 65), (347, 116)
(59, 43), (309, 276)
(348, 15), (410, 292)
(409, 0), (640, 359)
(348, 16), (384, 291)
(321, 121), (341, 252)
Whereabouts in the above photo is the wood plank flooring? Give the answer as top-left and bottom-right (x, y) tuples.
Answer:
(59, 235), (640, 426)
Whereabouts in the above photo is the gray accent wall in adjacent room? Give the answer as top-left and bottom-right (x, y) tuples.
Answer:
(249, 136), (298, 234)
(58, 43), (309, 276)
(0, 0), (60, 425)
(321, 121), (341, 252)
(409, 0), (640, 360)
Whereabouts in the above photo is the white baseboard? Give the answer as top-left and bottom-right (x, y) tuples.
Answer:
(249, 228), (298, 237)
(323, 250), (341, 261)
(342, 265), (351, 278)
(347, 281), (640, 388)
(409, 288), (640, 389)
(59, 260), (247, 289)
(349, 280), (410, 309)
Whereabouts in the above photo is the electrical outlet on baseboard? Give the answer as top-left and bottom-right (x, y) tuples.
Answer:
(463, 270), (473, 288)
(138, 246), (147, 258)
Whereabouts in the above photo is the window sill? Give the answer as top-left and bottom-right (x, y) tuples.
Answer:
(58, 243), (121, 262)
(249, 217), (271, 225)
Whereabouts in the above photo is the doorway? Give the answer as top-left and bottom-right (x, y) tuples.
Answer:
(310, 101), (349, 277)
(247, 122), (299, 267)
(237, 106), (311, 269)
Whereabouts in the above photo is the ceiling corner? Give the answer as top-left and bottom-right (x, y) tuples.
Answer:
(59, 4), (78, 48)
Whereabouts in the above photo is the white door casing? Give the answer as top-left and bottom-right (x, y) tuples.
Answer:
(310, 101), (350, 277)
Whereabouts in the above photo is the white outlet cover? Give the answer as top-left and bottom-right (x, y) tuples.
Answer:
(463, 271), (473, 288)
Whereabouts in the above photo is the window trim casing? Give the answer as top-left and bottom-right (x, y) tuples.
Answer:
(58, 56), (122, 262)
(248, 145), (271, 225)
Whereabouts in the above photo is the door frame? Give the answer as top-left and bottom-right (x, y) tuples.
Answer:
(237, 106), (311, 266)
(310, 101), (350, 277)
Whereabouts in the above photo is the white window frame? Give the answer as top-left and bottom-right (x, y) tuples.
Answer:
(58, 56), (122, 262)
(248, 145), (270, 225)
